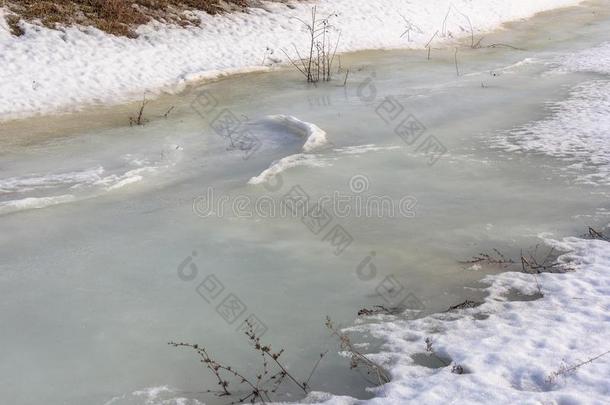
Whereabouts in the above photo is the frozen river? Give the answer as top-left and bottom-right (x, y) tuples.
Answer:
(1, 2), (609, 404)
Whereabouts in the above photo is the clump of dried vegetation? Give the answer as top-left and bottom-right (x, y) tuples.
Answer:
(357, 305), (402, 316)
(129, 94), (150, 126)
(462, 226), (608, 274)
(462, 244), (566, 277)
(325, 316), (390, 385)
(3, 0), (249, 37)
(456, 226), (609, 303)
(584, 226), (608, 241)
(282, 6), (341, 83)
(169, 320), (318, 404)
(459, 240), (578, 297)
(423, 337), (464, 372)
(546, 350), (610, 385)
(169, 317), (388, 403)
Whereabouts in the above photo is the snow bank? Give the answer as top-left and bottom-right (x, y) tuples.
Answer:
(246, 114), (330, 185)
(313, 235), (610, 404)
(263, 115), (329, 153)
(0, 0), (583, 121)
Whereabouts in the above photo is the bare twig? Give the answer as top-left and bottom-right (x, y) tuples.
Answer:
(163, 106), (175, 118)
(326, 316), (390, 385)
(460, 249), (515, 267)
(399, 13), (422, 42)
(358, 305), (402, 316)
(445, 300), (481, 311)
(425, 30), (439, 48)
(588, 226), (608, 241)
(285, 7), (340, 83)
(423, 337), (450, 367)
(473, 36), (485, 49)
(343, 68), (350, 87)
(281, 48), (308, 79)
(441, 6), (452, 37)
(521, 249), (543, 296)
(168, 341), (262, 400)
(463, 14), (474, 48)
(486, 43), (525, 50)
(546, 350), (610, 384)
(305, 351), (328, 389)
(244, 321), (309, 393)
(168, 318), (327, 403)
(425, 30), (438, 60)
(130, 94), (149, 126)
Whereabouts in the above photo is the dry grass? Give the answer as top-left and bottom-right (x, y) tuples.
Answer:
(6, 13), (24, 36)
(4, 0), (250, 37)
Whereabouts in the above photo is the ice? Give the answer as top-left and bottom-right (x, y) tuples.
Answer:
(1, 3), (610, 405)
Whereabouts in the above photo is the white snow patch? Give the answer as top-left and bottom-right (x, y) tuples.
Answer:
(248, 153), (332, 185)
(0, 166), (105, 193)
(558, 41), (610, 75)
(263, 115), (329, 152)
(333, 144), (402, 155)
(104, 385), (203, 405)
(312, 235), (610, 404)
(0, 194), (75, 214)
(494, 80), (610, 185)
(0, 144), (182, 215)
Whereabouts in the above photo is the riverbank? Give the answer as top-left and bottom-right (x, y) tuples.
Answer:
(310, 232), (610, 404)
(0, 0), (583, 122)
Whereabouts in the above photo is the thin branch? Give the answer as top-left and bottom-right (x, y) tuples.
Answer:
(343, 68), (350, 87)
(281, 48), (308, 78)
(547, 350), (610, 384)
(486, 43), (525, 50)
(305, 351), (328, 389)
(425, 30), (439, 48)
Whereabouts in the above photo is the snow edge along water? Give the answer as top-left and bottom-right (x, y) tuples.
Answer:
(0, 0), (585, 121)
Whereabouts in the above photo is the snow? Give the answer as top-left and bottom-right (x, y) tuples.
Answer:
(247, 114), (330, 185)
(494, 42), (610, 186)
(0, 194), (76, 214)
(310, 235), (610, 404)
(263, 115), (329, 153)
(104, 386), (203, 405)
(248, 152), (331, 185)
(495, 80), (610, 186)
(558, 41), (610, 75)
(0, 0), (583, 121)
(0, 144), (181, 215)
